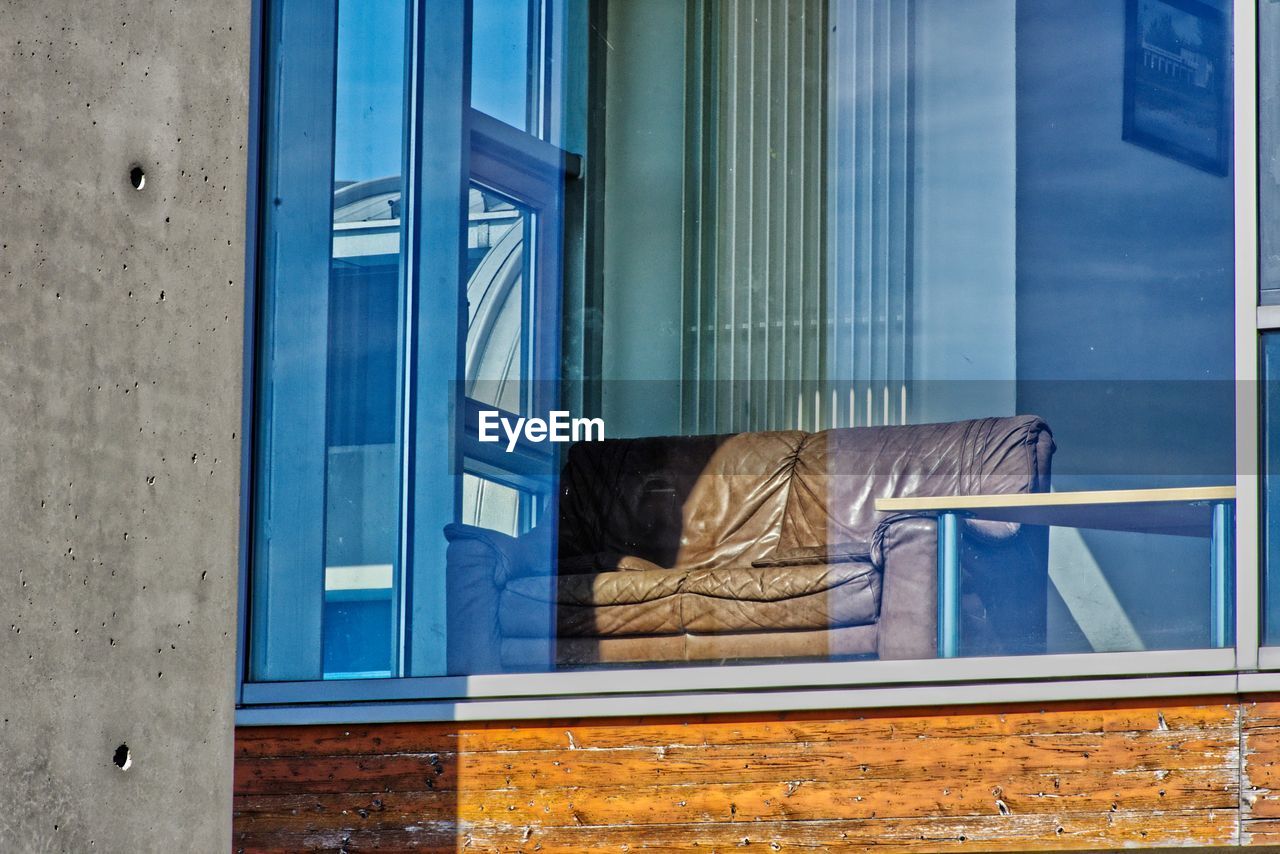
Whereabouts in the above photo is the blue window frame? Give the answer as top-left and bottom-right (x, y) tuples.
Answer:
(248, 0), (578, 682)
(241, 0), (1259, 714)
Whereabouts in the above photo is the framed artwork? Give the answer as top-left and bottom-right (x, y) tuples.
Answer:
(1123, 0), (1230, 176)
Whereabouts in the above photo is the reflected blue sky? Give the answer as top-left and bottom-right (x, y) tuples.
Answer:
(471, 0), (531, 129)
(334, 0), (404, 183)
(334, 0), (531, 184)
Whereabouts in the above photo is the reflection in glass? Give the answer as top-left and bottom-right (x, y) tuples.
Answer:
(1265, 335), (1280, 645)
(470, 0), (535, 130)
(1261, 0), (1279, 296)
(253, 0), (1238, 683)
(1264, 2), (1280, 648)
(559, 0), (1234, 668)
(252, 0), (407, 681)
(459, 185), (540, 539)
(321, 0), (407, 680)
(465, 186), (531, 414)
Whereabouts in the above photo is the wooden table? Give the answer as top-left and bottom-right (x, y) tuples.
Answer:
(874, 486), (1236, 658)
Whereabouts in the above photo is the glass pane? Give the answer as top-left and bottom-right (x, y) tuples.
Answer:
(460, 472), (545, 537)
(435, 0), (1234, 675)
(251, 0), (407, 681)
(465, 185), (532, 413)
(252, 0), (1237, 685)
(471, 0), (535, 130)
(1262, 0), (1280, 297)
(1265, 335), (1280, 645)
(1265, 5), (1280, 645)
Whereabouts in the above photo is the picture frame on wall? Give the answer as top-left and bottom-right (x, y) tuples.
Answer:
(1123, 0), (1230, 176)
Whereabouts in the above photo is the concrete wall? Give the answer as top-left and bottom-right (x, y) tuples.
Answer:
(0, 2), (248, 850)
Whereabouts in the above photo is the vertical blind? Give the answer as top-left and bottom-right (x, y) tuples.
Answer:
(682, 0), (913, 434)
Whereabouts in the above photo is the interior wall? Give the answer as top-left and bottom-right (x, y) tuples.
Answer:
(1014, 0), (1235, 651)
(1014, 0), (1234, 476)
(599, 0), (686, 438)
(910, 0), (1018, 424)
(0, 1), (247, 850)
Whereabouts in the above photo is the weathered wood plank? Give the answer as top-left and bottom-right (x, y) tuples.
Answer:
(1242, 699), (1279, 844)
(1241, 699), (1280, 729)
(233, 764), (1236, 834)
(236, 752), (454, 796)
(1241, 817), (1280, 846)
(234, 730), (1237, 797)
(232, 810), (1236, 852)
(235, 698), (1247, 851)
(236, 699), (1236, 759)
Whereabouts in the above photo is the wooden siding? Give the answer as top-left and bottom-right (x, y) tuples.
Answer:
(1243, 700), (1280, 845)
(233, 696), (1280, 852)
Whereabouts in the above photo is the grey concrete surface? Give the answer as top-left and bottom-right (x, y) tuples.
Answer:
(0, 2), (249, 851)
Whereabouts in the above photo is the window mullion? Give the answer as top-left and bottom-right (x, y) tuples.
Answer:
(404, 0), (471, 678)
(1235, 0), (1261, 670)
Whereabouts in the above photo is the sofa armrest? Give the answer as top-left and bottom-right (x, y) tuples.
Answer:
(871, 514), (938, 660)
(445, 523), (524, 586)
(444, 522), (556, 583)
(443, 523), (552, 675)
(871, 513), (1049, 661)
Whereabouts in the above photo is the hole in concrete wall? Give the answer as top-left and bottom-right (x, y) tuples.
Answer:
(112, 744), (131, 771)
(128, 166), (145, 191)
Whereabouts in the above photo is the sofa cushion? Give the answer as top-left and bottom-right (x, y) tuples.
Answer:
(501, 570), (684, 637)
(517, 623), (881, 666)
(500, 559), (881, 639)
(506, 568), (681, 606)
(681, 562), (880, 633)
(682, 622), (880, 661)
(557, 430), (805, 573)
(558, 552), (667, 574)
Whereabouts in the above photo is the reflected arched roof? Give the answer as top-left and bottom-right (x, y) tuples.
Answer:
(331, 176), (525, 414)
(334, 176), (401, 223)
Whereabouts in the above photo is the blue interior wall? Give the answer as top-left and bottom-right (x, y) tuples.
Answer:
(1014, 0), (1234, 489)
(1014, 0), (1235, 652)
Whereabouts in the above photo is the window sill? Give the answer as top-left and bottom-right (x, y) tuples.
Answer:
(238, 647), (1241, 724)
(237, 669), (1245, 726)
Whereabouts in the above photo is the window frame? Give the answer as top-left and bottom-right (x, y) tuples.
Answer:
(235, 0), (1266, 722)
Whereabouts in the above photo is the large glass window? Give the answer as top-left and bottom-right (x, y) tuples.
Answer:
(1260, 0), (1280, 645)
(1262, 0), (1279, 300)
(251, 0), (409, 681)
(1264, 334), (1280, 644)
(248, 0), (1236, 686)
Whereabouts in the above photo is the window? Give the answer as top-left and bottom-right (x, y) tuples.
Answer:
(1262, 0), (1280, 301)
(243, 0), (1251, 708)
(1260, 0), (1280, 646)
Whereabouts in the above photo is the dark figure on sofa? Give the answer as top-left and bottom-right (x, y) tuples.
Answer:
(446, 415), (1055, 672)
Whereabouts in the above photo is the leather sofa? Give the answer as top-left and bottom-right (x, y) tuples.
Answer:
(445, 415), (1054, 672)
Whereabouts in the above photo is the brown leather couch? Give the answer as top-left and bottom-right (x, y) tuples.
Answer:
(445, 415), (1054, 672)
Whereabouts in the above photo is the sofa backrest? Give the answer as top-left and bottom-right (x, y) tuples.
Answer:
(557, 415), (1054, 572)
